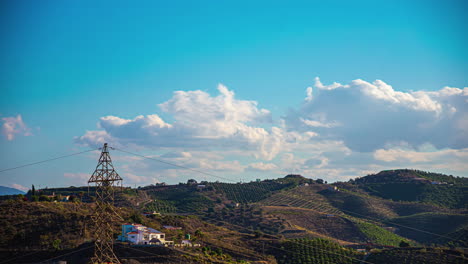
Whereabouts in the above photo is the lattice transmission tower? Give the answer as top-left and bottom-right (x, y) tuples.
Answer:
(88, 143), (123, 264)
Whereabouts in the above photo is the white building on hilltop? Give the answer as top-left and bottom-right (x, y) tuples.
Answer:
(118, 223), (171, 245)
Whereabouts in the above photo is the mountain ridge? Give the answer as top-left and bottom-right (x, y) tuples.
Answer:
(0, 186), (26, 196)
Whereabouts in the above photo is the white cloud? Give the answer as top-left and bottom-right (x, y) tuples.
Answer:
(1, 115), (32, 141)
(353, 79), (442, 113)
(64, 172), (91, 186)
(305, 156), (329, 168)
(374, 146), (468, 164)
(76, 84), (288, 160)
(247, 162), (278, 171)
(314, 77), (349, 90)
(285, 77), (468, 152)
(300, 118), (340, 128)
(305, 87), (313, 101)
(123, 173), (152, 184)
(372, 143), (468, 174)
(10, 183), (29, 192)
(75, 79), (468, 184)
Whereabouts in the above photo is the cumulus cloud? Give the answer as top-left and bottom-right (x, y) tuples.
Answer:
(314, 77), (349, 90)
(76, 84), (287, 160)
(300, 118), (340, 128)
(75, 79), (468, 184)
(1, 115), (32, 141)
(305, 87), (313, 101)
(285, 77), (468, 152)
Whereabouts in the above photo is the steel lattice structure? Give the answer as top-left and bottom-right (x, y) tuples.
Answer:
(88, 143), (123, 264)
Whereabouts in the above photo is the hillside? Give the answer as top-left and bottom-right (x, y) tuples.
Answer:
(0, 186), (25, 195)
(344, 169), (468, 209)
(1, 169), (467, 263)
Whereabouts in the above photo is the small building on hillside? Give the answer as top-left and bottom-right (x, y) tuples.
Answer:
(143, 211), (161, 216)
(226, 202), (240, 208)
(118, 223), (171, 245)
(181, 240), (192, 246)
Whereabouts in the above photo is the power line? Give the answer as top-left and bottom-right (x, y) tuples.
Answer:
(0, 146), (458, 262)
(113, 148), (236, 183)
(38, 245), (95, 263)
(0, 250), (44, 264)
(0, 148), (98, 174)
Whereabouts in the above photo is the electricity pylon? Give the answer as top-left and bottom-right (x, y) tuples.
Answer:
(88, 143), (122, 264)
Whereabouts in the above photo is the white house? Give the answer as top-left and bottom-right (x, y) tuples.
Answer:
(118, 223), (169, 245)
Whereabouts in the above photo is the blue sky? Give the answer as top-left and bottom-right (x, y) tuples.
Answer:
(1, 0), (467, 191)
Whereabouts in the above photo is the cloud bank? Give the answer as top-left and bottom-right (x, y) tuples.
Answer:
(76, 79), (468, 184)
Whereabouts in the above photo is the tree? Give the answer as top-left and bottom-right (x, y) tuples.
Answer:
(54, 194), (62, 202)
(16, 194), (25, 202)
(78, 191), (85, 202)
(187, 179), (198, 185)
(130, 212), (144, 224)
(39, 195), (51, 202)
(31, 184), (36, 196)
(195, 229), (204, 239)
(399, 240), (410, 248)
(52, 239), (61, 250)
(68, 194), (78, 202)
(316, 179), (324, 184)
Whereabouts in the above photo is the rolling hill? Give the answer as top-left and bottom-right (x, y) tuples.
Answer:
(1, 169), (467, 263)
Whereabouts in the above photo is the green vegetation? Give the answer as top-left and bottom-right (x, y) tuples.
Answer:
(355, 221), (408, 247)
(2, 170), (467, 263)
(350, 169), (468, 209)
(147, 186), (214, 213)
(355, 169), (468, 185)
(367, 248), (468, 264)
(276, 238), (363, 264)
(362, 183), (467, 209)
(211, 181), (292, 203)
(389, 213), (468, 246)
(144, 199), (177, 213)
(0, 200), (96, 249)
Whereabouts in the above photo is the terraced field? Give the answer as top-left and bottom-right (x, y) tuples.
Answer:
(259, 185), (344, 216)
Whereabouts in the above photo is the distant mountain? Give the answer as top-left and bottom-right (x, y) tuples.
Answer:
(0, 186), (26, 196)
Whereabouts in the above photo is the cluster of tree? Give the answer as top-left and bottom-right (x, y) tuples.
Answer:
(361, 183), (467, 209)
(211, 181), (291, 204)
(353, 169), (467, 186)
(147, 186), (214, 213)
(276, 238), (363, 264)
(356, 221), (409, 247)
(367, 247), (468, 264)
